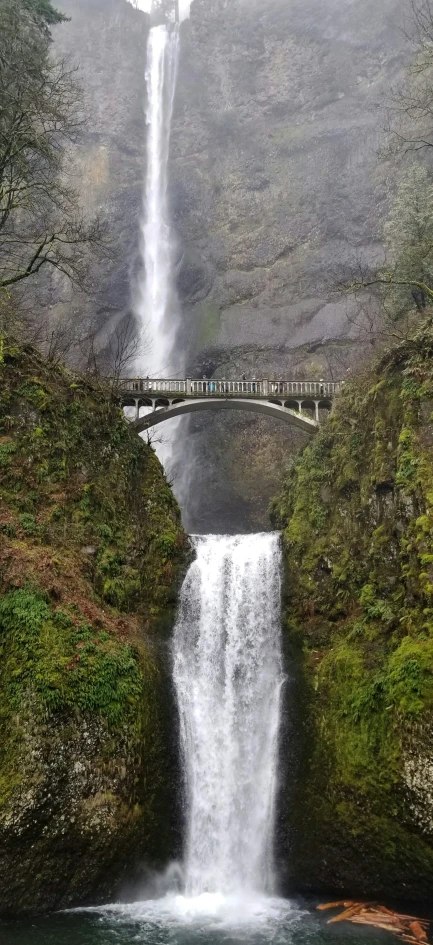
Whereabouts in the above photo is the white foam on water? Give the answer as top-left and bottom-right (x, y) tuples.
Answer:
(77, 891), (300, 934)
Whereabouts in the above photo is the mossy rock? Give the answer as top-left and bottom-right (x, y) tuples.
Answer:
(272, 320), (433, 902)
(0, 336), (189, 915)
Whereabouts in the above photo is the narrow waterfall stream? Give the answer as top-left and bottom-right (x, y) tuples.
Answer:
(133, 21), (183, 477)
(174, 534), (284, 899)
(136, 23), (180, 378)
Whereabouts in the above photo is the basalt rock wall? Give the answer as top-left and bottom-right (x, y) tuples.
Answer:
(170, 0), (407, 531)
(51, 0), (149, 347)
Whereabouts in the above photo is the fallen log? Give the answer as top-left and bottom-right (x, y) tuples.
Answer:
(409, 922), (429, 944)
(351, 917), (405, 933)
(328, 904), (366, 924)
(317, 902), (431, 944)
(316, 901), (352, 911)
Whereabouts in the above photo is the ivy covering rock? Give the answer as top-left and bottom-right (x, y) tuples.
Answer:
(0, 336), (188, 915)
(272, 321), (433, 902)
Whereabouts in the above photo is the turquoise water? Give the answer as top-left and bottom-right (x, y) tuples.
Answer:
(0, 895), (392, 945)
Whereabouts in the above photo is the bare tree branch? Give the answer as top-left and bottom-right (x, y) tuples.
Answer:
(0, 0), (104, 294)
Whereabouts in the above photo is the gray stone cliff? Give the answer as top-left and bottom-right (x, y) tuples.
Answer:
(53, 0), (149, 346)
(53, 0), (408, 530)
(171, 0), (407, 531)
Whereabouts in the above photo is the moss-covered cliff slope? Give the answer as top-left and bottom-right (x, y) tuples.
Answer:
(0, 338), (188, 915)
(272, 322), (433, 902)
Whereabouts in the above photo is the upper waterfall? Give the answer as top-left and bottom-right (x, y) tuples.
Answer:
(135, 24), (181, 379)
(173, 533), (284, 897)
(128, 1), (192, 22)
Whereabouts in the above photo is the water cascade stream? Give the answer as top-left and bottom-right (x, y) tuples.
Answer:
(133, 21), (182, 476)
(101, 6), (288, 928)
(136, 23), (180, 379)
(173, 533), (284, 900)
(84, 533), (292, 931)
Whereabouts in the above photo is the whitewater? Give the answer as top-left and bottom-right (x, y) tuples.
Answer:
(77, 533), (295, 931)
(174, 533), (284, 899)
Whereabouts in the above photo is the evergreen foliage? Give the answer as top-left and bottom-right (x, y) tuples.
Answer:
(22, 0), (67, 29)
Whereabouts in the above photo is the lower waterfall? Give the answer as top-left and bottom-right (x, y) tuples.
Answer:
(81, 533), (292, 930)
(173, 533), (284, 898)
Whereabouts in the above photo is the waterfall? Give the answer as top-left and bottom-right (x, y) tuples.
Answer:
(136, 24), (181, 379)
(173, 533), (284, 898)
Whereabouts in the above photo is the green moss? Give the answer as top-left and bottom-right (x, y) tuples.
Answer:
(0, 336), (188, 911)
(194, 301), (221, 349)
(273, 321), (433, 899)
(0, 336), (187, 629)
(0, 588), (144, 724)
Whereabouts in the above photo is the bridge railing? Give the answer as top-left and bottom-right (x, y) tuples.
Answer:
(117, 378), (341, 398)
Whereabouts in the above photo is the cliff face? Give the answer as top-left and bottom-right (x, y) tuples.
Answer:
(272, 321), (433, 901)
(0, 337), (188, 915)
(170, 0), (407, 531)
(50, 0), (409, 530)
(174, 0), (403, 348)
(51, 0), (149, 344)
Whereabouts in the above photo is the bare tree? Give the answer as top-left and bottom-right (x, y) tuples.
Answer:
(334, 158), (433, 343)
(82, 314), (151, 390)
(387, 0), (433, 152)
(0, 0), (103, 294)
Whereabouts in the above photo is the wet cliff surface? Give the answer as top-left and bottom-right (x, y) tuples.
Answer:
(51, 0), (149, 345)
(171, 0), (407, 531)
(272, 321), (433, 901)
(49, 0), (408, 531)
(0, 338), (188, 915)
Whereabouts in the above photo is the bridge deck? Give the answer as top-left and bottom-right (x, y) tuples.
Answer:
(117, 378), (340, 399)
(117, 377), (341, 434)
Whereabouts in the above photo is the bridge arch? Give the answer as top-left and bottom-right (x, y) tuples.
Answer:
(132, 397), (318, 435)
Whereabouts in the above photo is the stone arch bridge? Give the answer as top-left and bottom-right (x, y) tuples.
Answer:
(118, 378), (341, 435)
